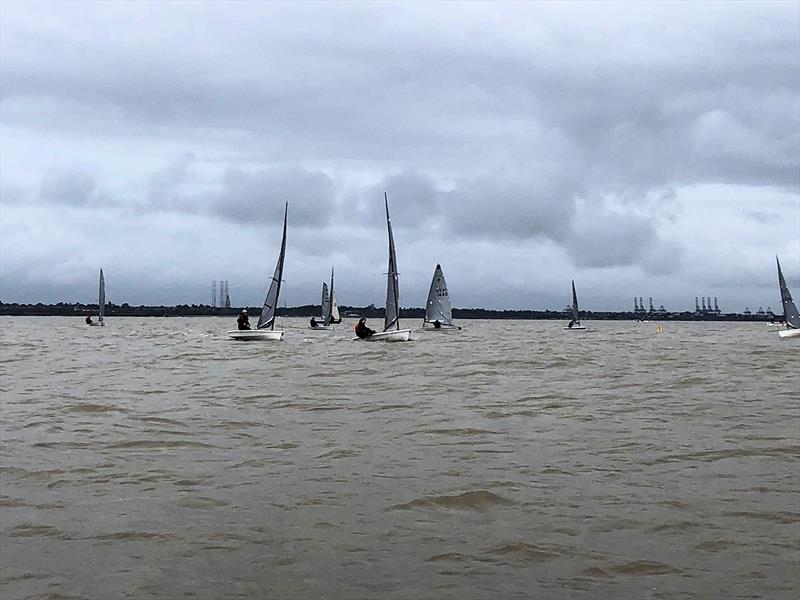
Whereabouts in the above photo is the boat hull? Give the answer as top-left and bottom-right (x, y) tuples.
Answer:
(352, 328), (412, 342)
(228, 329), (284, 341)
(421, 324), (461, 332)
(309, 325), (333, 331)
(563, 325), (588, 331)
(778, 328), (800, 339)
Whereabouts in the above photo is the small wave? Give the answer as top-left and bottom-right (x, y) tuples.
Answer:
(388, 490), (513, 511)
(9, 523), (63, 538)
(608, 560), (680, 575)
(109, 440), (213, 449)
(315, 448), (360, 459)
(96, 531), (175, 542)
(426, 552), (476, 562)
(493, 542), (563, 561)
(416, 428), (498, 436)
(722, 510), (799, 524)
(65, 403), (124, 414)
(695, 539), (738, 551)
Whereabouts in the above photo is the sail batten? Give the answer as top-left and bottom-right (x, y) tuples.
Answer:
(424, 264), (454, 325)
(384, 193), (401, 332)
(257, 203), (288, 330)
(777, 256), (800, 329)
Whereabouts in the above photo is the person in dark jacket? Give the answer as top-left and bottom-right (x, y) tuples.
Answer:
(354, 317), (375, 339)
(237, 310), (251, 330)
(85, 315), (93, 325)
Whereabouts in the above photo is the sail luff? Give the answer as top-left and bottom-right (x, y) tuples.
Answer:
(384, 193), (400, 331)
(571, 280), (580, 323)
(98, 268), (105, 321)
(257, 203), (288, 330)
(424, 264), (453, 325)
(777, 256), (800, 329)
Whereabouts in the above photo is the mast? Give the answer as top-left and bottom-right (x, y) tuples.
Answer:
(384, 192), (400, 331)
(324, 266), (334, 326)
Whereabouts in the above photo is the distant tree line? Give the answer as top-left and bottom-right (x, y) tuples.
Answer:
(0, 301), (778, 321)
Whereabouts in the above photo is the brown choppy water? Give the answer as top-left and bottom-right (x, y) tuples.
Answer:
(1, 316), (798, 599)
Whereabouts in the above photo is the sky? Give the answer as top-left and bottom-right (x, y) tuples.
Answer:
(1, 0), (798, 311)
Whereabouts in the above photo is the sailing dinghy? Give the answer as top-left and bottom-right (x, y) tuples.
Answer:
(228, 203), (288, 341)
(88, 268), (106, 326)
(310, 268), (335, 330)
(776, 256), (800, 339)
(422, 263), (460, 330)
(563, 280), (587, 331)
(354, 193), (412, 342)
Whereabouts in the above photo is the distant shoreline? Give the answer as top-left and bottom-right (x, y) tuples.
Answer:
(0, 302), (780, 322)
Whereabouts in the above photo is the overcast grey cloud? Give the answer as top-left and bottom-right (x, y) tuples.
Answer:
(1, 1), (798, 310)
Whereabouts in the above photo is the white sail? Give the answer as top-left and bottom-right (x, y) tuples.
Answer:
(321, 282), (330, 321)
(257, 203), (288, 330)
(777, 256), (800, 329)
(98, 268), (105, 323)
(323, 267), (335, 326)
(331, 291), (340, 322)
(424, 264), (453, 325)
(384, 193), (400, 332)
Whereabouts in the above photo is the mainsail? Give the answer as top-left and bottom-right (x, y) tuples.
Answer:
(384, 193), (400, 332)
(257, 203), (288, 330)
(98, 268), (105, 323)
(323, 267), (335, 326)
(571, 280), (580, 324)
(424, 264), (453, 325)
(321, 282), (330, 322)
(777, 256), (800, 329)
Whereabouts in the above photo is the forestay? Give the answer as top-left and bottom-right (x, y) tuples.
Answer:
(777, 256), (800, 329)
(257, 203), (288, 330)
(424, 264), (453, 325)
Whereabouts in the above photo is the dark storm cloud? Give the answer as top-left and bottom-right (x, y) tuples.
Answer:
(209, 167), (335, 227)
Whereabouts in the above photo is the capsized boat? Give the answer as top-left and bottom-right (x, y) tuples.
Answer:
(563, 280), (588, 331)
(776, 256), (800, 339)
(422, 263), (460, 330)
(354, 193), (411, 342)
(229, 203), (287, 341)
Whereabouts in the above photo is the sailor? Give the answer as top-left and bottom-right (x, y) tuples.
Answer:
(310, 317), (318, 328)
(567, 319), (575, 328)
(237, 310), (251, 330)
(85, 315), (93, 325)
(433, 320), (442, 329)
(354, 317), (375, 339)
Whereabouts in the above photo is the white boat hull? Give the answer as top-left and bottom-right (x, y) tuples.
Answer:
(563, 325), (588, 331)
(353, 328), (412, 342)
(778, 328), (800, 339)
(421, 324), (461, 332)
(228, 329), (284, 341)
